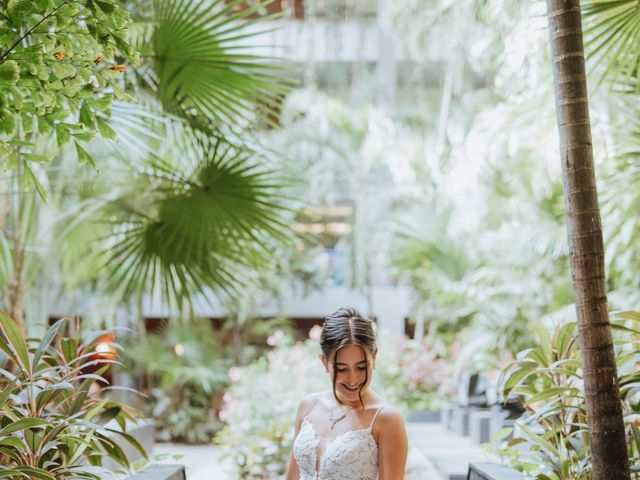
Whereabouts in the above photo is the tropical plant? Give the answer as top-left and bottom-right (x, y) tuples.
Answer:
(498, 311), (640, 479)
(0, 310), (146, 478)
(583, 0), (640, 92)
(0, 0), (137, 172)
(127, 0), (291, 129)
(545, 1), (629, 476)
(269, 90), (405, 304)
(1, 0), (297, 332)
(121, 319), (229, 444)
(0, 0), (136, 333)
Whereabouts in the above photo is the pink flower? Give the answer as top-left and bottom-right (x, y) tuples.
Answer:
(229, 367), (242, 382)
(267, 329), (285, 346)
(308, 325), (322, 341)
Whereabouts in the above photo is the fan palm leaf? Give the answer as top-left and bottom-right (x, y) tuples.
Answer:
(105, 131), (292, 307)
(132, 0), (292, 129)
(583, 0), (640, 91)
(600, 100), (640, 291)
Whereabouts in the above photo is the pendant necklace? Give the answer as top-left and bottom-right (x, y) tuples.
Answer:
(328, 405), (353, 430)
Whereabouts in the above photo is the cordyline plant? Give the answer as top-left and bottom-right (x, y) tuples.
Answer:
(0, 310), (146, 479)
(498, 311), (640, 479)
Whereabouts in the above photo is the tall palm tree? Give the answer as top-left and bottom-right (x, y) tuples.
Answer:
(545, 1), (629, 477)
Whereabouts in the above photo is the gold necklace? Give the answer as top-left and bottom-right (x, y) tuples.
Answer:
(328, 404), (354, 430)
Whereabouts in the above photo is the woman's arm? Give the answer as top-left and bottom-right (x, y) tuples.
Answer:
(285, 395), (314, 480)
(377, 406), (408, 480)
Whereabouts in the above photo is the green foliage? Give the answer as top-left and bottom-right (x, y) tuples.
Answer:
(584, 0), (640, 92)
(216, 339), (319, 479)
(102, 131), (292, 304)
(600, 99), (640, 294)
(497, 312), (640, 478)
(133, 0), (291, 129)
(0, 310), (146, 477)
(374, 335), (456, 412)
(0, 0), (137, 176)
(122, 320), (229, 444)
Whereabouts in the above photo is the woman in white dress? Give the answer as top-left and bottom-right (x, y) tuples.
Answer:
(286, 307), (408, 480)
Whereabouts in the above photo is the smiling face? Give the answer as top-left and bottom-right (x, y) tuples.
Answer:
(321, 344), (376, 404)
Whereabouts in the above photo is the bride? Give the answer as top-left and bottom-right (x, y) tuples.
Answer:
(285, 307), (408, 480)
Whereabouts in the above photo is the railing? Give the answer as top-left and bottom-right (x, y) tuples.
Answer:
(124, 465), (186, 480)
(467, 462), (522, 480)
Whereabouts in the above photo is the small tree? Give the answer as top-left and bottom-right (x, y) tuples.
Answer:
(545, 1), (629, 477)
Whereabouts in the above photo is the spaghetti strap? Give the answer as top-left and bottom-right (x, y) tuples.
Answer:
(368, 405), (386, 430)
(303, 395), (320, 419)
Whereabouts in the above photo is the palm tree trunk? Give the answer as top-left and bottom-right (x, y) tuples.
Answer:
(545, 1), (629, 478)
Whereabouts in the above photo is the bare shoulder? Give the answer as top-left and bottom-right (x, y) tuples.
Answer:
(298, 391), (329, 412)
(376, 405), (404, 426)
(372, 404), (405, 439)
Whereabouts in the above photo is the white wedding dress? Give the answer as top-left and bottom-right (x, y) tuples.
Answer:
(293, 404), (386, 480)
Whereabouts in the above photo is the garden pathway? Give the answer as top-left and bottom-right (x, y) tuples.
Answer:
(406, 422), (490, 480)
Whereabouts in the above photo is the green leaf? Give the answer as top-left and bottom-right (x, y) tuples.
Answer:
(0, 310), (32, 375)
(88, 95), (113, 112)
(59, 337), (78, 364)
(35, 0), (52, 10)
(516, 421), (559, 457)
(79, 102), (95, 129)
(0, 60), (19, 85)
(502, 364), (536, 396)
(107, 428), (148, 460)
(526, 387), (577, 404)
(0, 418), (48, 436)
(56, 124), (71, 146)
(614, 311), (640, 322)
(0, 436), (24, 449)
(584, 0), (640, 92)
(13, 466), (54, 480)
(95, 0), (116, 13)
(96, 117), (117, 140)
(105, 133), (289, 308)
(22, 161), (49, 203)
(23, 153), (52, 163)
(0, 469), (29, 478)
(7, 0), (35, 20)
(151, 0), (291, 129)
(33, 319), (66, 368)
(36, 382), (74, 412)
(0, 379), (17, 408)
(0, 111), (17, 136)
(75, 141), (96, 167)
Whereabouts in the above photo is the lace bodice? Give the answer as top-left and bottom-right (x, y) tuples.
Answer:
(292, 405), (385, 480)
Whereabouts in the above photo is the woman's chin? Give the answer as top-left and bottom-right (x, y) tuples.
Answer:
(338, 385), (361, 399)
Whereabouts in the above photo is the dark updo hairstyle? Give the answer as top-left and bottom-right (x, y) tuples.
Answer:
(320, 306), (377, 408)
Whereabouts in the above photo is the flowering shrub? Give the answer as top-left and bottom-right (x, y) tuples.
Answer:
(216, 336), (323, 479)
(216, 328), (455, 478)
(375, 336), (456, 412)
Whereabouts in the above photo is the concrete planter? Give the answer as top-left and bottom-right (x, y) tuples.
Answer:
(467, 462), (522, 479)
(407, 410), (441, 423)
(124, 465), (185, 480)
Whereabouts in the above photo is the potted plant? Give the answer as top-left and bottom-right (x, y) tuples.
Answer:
(0, 311), (146, 478)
